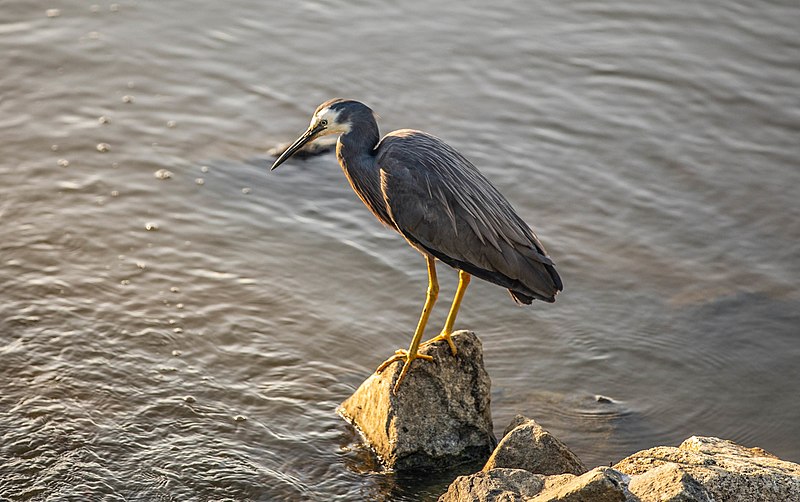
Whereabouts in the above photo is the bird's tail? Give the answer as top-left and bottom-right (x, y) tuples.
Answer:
(508, 262), (562, 305)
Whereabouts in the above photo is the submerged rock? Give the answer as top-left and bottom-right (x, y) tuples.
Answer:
(483, 415), (586, 476)
(338, 330), (496, 472)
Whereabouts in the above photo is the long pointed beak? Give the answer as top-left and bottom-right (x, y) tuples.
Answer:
(270, 123), (325, 171)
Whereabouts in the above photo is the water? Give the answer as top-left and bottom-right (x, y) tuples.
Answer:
(1, 1), (798, 500)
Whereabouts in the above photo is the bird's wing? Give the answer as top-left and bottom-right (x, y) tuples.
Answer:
(376, 130), (562, 302)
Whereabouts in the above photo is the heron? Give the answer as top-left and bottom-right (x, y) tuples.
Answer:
(271, 99), (562, 392)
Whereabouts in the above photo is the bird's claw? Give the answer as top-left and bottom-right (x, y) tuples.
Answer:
(376, 349), (434, 393)
(421, 331), (458, 356)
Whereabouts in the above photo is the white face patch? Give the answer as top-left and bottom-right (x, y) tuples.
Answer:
(311, 106), (351, 135)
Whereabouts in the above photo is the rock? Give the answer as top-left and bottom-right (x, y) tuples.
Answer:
(483, 415), (586, 476)
(439, 468), (545, 502)
(626, 463), (711, 502)
(439, 467), (627, 502)
(339, 330), (496, 471)
(440, 430), (800, 501)
(529, 467), (628, 502)
(614, 436), (800, 502)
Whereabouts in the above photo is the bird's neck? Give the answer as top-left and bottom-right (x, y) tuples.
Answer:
(336, 124), (380, 176)
(335, 123), (394, 227)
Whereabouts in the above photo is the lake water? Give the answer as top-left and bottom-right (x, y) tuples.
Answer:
(1, 1), (798, 500)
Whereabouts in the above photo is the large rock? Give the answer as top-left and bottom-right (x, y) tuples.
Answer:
(483, 415), (586, 476)
(338, 330), (496, 471)
(614, 435), (800, 501)
(441, 433), (800, 501)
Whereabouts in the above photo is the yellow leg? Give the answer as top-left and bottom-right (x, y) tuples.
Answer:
(376, 255), (439, 392)
(422, 270), (471, 355)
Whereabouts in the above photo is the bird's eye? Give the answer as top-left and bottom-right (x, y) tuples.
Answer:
(320, 119), (328, 127)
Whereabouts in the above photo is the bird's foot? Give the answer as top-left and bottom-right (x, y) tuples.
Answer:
(421, 331), (458, 356)
(376, 349), (434, 393)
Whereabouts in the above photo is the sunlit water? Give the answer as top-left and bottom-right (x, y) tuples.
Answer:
(1, 1), (798, 500)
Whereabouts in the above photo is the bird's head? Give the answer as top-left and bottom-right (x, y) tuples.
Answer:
(271, 99), (374, 170)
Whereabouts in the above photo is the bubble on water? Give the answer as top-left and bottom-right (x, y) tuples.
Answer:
(57, 159), (70, 167)
(183, 396), (196, 403)
(136, 262), (146, 269)
(200, 165), (209, 173)
(145, 222), (159, 231)
(171, 350), (182, 357)
(46, 9), (60, 18)
(51, 144), (59, 151)
(154, 168), (172, 180)
(166, 120), (176, 128)
(122, 95), (135, 103)
(173, 327), (183, 334)
(111, 190), (119, 197)
(96, 143), (110, 152)
(170, 286), (181, 293)
(242, 187), (251, 194)
(99, 115), (110, 124)
(120, 279), (130, 285)
(234, 415), (247, 422)
(195, 178), (204, 185)
(176, 303), (184, 309)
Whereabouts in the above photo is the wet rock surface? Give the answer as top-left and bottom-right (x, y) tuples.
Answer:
(338, 330), (496, 472)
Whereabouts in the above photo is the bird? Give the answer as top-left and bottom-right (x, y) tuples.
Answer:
(270, 99), (562, 392)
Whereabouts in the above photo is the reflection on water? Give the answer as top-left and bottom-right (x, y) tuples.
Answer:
(1, 0), (799, 500)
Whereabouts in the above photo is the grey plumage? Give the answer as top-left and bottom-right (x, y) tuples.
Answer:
(270, 98), (562, 391)
(375, 129), (562, 304)
(278, 98), (562, 304)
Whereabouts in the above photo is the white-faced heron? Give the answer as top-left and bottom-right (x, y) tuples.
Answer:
(271, 99), (562, 392)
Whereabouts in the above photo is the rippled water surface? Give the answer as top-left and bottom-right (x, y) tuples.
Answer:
(1, 1), (799, 500)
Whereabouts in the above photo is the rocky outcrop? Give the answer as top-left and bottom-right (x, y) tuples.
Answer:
(441, 416), (800, 501)
(337, 330), (800, 500)
(338, 330), (496, 471)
